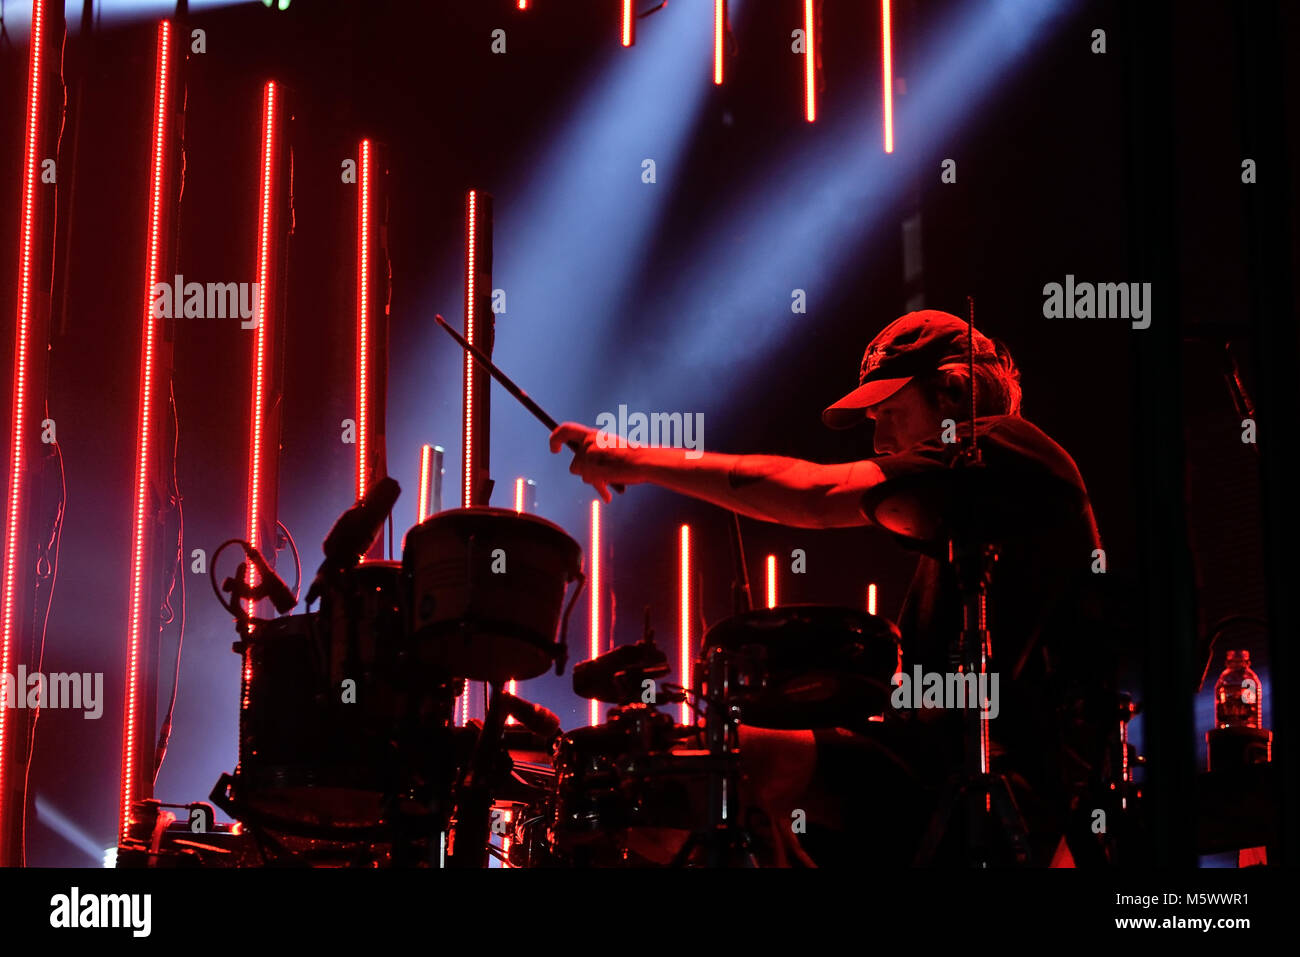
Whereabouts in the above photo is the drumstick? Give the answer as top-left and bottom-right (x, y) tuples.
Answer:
(433, 314), (625, 494)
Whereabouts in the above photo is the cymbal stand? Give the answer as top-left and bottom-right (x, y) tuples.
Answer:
(670, 645), (760, 867)
(913, 531), (1032, 866)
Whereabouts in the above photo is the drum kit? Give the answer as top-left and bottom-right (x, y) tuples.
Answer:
(195, 477), (908, 868)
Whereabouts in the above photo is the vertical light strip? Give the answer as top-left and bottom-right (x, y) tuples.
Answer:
(517, 0), (529, 9)
(867, 581), (878, 616)
(803, 0), (816, 122)
(462, 191), (477, 508)
(881, 0), (894, 152)
(357, 139), (372, 501)
(506, 677), (518, 726)
(589, 499), (602, 727)
(514, 477), (525, 514)
(247, 81), (277, 594)
(713, 0), (725, 85)
(621, 0), (634, 47)
(765, 554), (777, 609)
(1, 0), (48, 851)
(679, 524), (692, 726)
(120, 19), (172, 843)
(418, 443), (434, 522)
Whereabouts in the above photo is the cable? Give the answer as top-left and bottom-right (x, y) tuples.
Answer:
(1197, 615), (1269, 694)
(207, 539), (279, 626)
(153, 383), (185, 784)
(275, 519), (301, 601)
(18, 11), (72, 867)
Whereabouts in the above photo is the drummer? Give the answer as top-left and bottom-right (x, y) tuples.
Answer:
(550, 309), (1111, 865)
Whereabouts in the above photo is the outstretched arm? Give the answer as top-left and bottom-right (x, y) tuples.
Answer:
(549, 422), (885, 529)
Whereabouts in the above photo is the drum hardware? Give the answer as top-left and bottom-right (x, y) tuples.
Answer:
(907, 530), (1032, 866)
(446, 682), (515, 868)
(1092, 691), (1144, 864)
(668, 645), (759, 867)
(664, 512), (760, 867)
(572, 613), (671, 705)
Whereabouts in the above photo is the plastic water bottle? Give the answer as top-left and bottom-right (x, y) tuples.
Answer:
(1214, 650), (1262, 729)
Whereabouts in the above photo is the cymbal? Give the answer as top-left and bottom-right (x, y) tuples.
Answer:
(859, 463), (1084, 547)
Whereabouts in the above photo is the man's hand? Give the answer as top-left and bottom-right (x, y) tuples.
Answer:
(549, 422), (642, 503)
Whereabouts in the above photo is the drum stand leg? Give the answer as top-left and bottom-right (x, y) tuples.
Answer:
(447, 682), (510, 868)
(913, 771), (1032, 867)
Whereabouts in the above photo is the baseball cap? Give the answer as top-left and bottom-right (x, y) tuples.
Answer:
(821, 309), (998, 429)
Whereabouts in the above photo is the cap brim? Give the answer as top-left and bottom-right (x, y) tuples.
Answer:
(821, 376), (912, 429)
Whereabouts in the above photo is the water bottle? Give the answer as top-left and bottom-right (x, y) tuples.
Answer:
(1214, 650), (1262, 729)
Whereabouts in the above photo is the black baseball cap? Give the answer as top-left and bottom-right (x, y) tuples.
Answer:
(822, 310), (998, 429)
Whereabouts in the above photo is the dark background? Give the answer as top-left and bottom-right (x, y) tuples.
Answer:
(0, 0), (1295, 865)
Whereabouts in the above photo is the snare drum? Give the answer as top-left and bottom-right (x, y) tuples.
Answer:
(403, 508), (583, 683)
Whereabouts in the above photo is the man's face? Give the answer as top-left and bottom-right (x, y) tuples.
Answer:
(865, 379), (943, 454)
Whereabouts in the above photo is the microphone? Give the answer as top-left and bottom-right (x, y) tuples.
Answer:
(244, 544), (297, 614)
(322, 476), (401, 562)
(498, 693), (562, 742)
(305, 477), (401, 605)
(220, 545), (297, 615)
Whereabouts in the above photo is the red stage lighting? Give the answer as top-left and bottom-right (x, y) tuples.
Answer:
(2, 0), (56, 863)
(356, 138), (392, 557)
(882, 0), (894, 152)
(247, 80), (281, 606)
(803, 0), (817, 122)
(622, 0), (634, 47)
(765, 554), (777, 609)
(121, 19), (176, 844)
(714, 0), (726, 85)
(418, 444), (435, 522)
(461, 190), (493, 508)
(679, 524), (693, 725)
(462, 190), (478, 508)
(357, 139), (374, 501)
(514, 477), (526, 514)
(589, 499), (603, 727)
(867, 582), (878, 615)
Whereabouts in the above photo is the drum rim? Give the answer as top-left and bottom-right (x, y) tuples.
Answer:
(403, 506), (583, 573)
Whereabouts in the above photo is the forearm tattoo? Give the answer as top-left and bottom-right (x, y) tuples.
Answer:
(726, 457), (791, 490)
